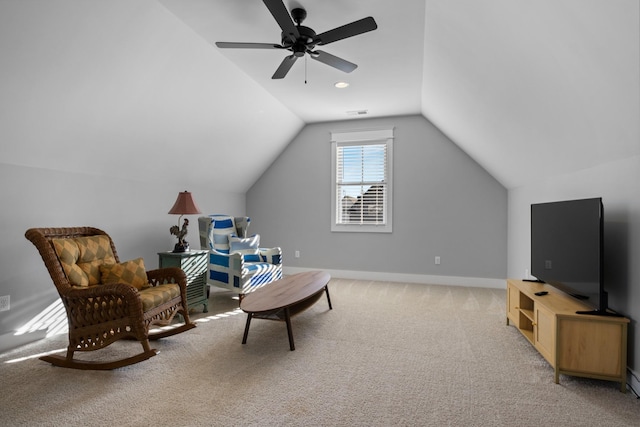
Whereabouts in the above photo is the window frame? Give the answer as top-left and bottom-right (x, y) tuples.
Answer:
(330, 128), (394, 233)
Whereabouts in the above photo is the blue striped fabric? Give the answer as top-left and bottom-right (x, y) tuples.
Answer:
(198, 215), (283, 295)
(209, 270), (229, 284)
(212, 216), (235, 253)
(209, 252), (229, 268)
(198, 215), (249, 252)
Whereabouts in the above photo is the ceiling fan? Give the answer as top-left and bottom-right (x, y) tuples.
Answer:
(215, 0), (378, 79)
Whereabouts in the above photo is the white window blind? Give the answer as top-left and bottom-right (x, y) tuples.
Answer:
(330, 128), (393, 233)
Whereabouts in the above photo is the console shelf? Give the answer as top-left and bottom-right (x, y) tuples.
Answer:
(506, 279), (629, 392)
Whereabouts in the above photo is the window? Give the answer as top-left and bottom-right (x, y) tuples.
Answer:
(331, 128), (394, 233)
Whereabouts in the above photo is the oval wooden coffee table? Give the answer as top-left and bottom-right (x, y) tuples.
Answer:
(240, 271), (332, 351)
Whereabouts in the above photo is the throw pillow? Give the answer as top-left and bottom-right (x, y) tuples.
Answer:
(229, 234), (261, 262)
(100, 258), (149, 290)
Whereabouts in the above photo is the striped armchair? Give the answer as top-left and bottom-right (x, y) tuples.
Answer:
(198, 215), (282, 297)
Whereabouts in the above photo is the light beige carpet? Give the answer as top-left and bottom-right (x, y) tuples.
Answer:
(1, 278), (638, 426)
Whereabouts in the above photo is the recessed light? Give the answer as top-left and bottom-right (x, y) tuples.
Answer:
(334, 82), (349, 88)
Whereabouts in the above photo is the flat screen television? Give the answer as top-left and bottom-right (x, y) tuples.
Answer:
(530, 197), (613, 315)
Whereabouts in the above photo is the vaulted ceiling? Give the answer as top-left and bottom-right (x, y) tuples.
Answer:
(1, 1), (638, 193)
(159, 0), (638, 190)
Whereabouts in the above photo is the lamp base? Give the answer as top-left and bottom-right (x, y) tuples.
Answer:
(172, 242), (189, 253)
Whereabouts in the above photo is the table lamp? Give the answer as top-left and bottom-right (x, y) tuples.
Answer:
(168, 191), (202, 252)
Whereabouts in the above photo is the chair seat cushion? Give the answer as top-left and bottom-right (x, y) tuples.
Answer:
(241, 262), (282, 293)
(244, 262), (275, 273)
(139, 283), (181, 311)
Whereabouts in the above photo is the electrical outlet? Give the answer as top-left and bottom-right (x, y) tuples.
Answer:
(295, 250), (300, 258)
(0, 295), (9, 312)
(435, 256), (441, 265)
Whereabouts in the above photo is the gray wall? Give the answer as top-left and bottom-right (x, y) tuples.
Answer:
(0, 0), (259, 350)
(507, 154), (640, 376)
(247, 115), (508, 285)
(0, 162), (244, 348)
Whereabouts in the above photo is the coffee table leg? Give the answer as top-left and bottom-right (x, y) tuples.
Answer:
(242, 313), (253, 344)
(324, 285), (333, 310)
(284, 308), (295, 351)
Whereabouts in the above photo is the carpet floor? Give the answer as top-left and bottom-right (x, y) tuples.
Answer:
(1, 278), (638, 426)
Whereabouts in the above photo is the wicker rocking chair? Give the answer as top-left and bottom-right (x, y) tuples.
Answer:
(25, 227), (196, 370)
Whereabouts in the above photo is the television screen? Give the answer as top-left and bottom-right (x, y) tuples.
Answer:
(531, 197), (604, 311)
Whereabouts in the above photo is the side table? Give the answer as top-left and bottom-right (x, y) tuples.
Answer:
(158, 250), (209, 313)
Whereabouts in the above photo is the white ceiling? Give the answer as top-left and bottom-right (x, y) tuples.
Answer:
(1, 1), (638, 193)
(159, 0), (425, 123)
(159, 0), (639, 189)
(421, 0), (639, 188)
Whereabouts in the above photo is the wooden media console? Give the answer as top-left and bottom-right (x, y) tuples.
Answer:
(506, 279), (629, 392)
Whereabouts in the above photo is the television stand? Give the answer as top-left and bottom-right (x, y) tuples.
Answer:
(507, 279), (629, 392)
(576, 309), (624, 317)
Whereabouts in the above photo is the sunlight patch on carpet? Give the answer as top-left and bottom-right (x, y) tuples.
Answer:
(193, 308), (243, 323)
(4, 347), (66, 364)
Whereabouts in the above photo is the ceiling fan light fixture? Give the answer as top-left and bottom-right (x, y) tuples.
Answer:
(335, 81), (349, 88)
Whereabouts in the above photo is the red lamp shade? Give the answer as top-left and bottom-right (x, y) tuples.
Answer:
(168, 191), (201, 253)
(168, 191), (201, 215)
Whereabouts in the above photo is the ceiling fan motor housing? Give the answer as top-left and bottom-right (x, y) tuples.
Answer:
(282, 25), (317, 57)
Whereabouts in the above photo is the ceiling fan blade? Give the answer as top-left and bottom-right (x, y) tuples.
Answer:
(311, 50), (357, 73)
(215, 42), (282, 49)
(263, 0), (299, 41)
(316, 17), (377, 45)
(272, 55), (298, 79)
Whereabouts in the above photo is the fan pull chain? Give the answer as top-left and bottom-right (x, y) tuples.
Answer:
(305, 54), (308, 84)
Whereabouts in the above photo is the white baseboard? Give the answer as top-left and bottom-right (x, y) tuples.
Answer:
(0, 329), (48, 354)
(282, 266), (505, 289)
